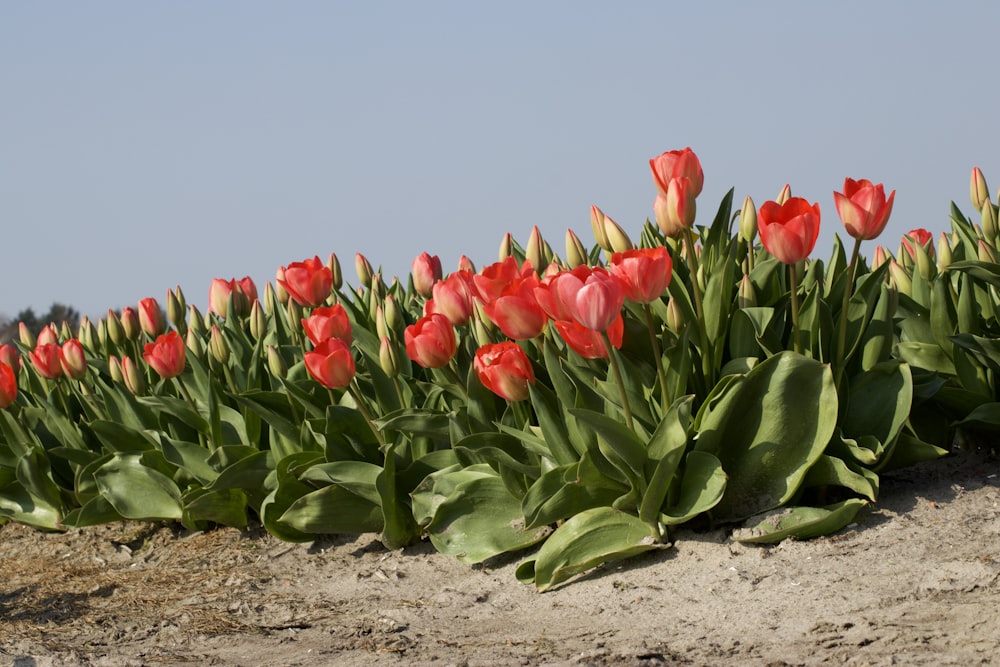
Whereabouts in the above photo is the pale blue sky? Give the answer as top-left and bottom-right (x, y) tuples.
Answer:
(2, 2), (996, 319)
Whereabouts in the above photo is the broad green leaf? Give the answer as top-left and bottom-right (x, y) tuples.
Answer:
(521, 452), (628, 529)
(183, 488), (248, 528)
(732, 498), (868, 544)
(453, 432), (540, 477)
(660, 451), (727, 525)
(568, 408), (646, 485)
(279, 484), (383, 534)
(377, 443), (419, 549)
(530, 507), (663, 592)
(639, 396), (694, 524)
(299, 460), (382, 504)
(802, 454), (879, 502)
(62, 495), (125, 528)
(527, 382), (582, 465)
(410, 463), (496, 527)
(879, 433), (949, 470)
(94, 453), (183, 521)
(841, 362), (912, 454)
(895, 342), (956, 376)
(260, 451), (324, 542)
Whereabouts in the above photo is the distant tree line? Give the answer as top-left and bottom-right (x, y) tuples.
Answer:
(0, 303), (81, 344)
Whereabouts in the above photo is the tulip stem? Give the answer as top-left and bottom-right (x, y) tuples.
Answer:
(789, 264), (802, 355)
(834, 238), (863, 388)
(603, 332), (634, 432)
(683, 228), (713, 384)
(345, 383), (385, 447)
(643, 304), (670, 413)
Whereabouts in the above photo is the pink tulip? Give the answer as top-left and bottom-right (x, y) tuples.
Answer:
(609, 247), (673, 304)
(834, 178), (895, 241)
(653, 178), (697, 238)
(430, 272), (476, 326)
(301, 304), (353, 347)
(59, 339), (87, 380)
(404, 314), (457, 369)
(29, 343), (63, 380)
(278, 256), (333, 307)
(481, 276), (548, 340)
(650, 147), (704, 198)
(474, 342), (535, 402)
(411, 252), (443, 297)
(138, 297), (165, 337)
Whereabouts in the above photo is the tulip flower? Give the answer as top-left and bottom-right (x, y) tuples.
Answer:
(481, 276), (548, 341)
(457, 255), (476, 273)
(304, 337), (356, 389)
(0, 362), (16, 409)
(971, 167), (990, 211)
(537, 267), (624, 332)
(653, 178), (697, 238)
(355, 253), (374, 289)
(554, 316), (624, 360)
(138, 297), (166, 338)
(474, 342), (535, 402)
(121, 356), (146, 395)
(900, 229), (934, 260)
(59, 339), (87, 380)
(472, 256), (535, 304)
(36, 324), (59, 347)
(757, 197), (821, 265)
(609, 247), (672, 304)
(650, 147), (704, 198)
(120, 307), (141, 341)
(301, 304), (353, 347)
(430, 272), (476, 326)
(18, 322), (35, 348)
(278, 256), (333, 307)
(834, 178), (895, 241)
(143, 331), (187, 379)
(29, 343), (63, 380)
(404, 313), (457, 369)
(411, 252), (443, 297)
(0, 344), (19, 370)
(209, 277), (257, 318)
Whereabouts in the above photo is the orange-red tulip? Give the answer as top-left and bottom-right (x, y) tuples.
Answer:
(653, 178), (697, 238)
(430, 272), (476, 326)
(0, 344), (19, 370)
(411, 252), (443, 297)
(758, 197), (821, 265)
(474, 342), (535, 402)
(301, 304), (352, 347)
(278, 256), (333, 307)
(138, 297), (165, 338)
(609, 247), (672, 304)
(404, 314), (457, 369)
(901, 228), (934, 260)
(554, 315), (624, 359)
(481, 276), (548, 340)
(143, 331), (187, 379)
(650, 147), (704, 198)
(834, 178), (895, 241)
(29, 343), (63, 380)
(59, 339), (87, 380)
(0, 361), (16, 409)
(304, 338), (356, 389)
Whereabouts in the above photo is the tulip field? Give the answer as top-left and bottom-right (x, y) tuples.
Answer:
(2, 148), (998, 591)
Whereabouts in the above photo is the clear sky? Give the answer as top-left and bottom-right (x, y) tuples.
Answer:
(2, 2), (997, 320)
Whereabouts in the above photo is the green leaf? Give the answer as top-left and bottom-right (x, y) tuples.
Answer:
(639, 397), (693, 524)
(94, 453), (183, 521)
(183, 488), (248, 528)
(260, 452), (324, 542)
(895, 342), (956, 376)
(803, 455), (879, 502)
(278, 484), (384, 534)
(841, 362), (912, 462)
(568, 408), (646, 485)
(410, 463), (496, 527)
(530, 507), (663, 592)
(299, 460), (382, 504)
(660, 451), (727, 525)
(377, 443), (420, 549)
(453, 432), (539, 477)
(732, 498), (868, 544)
(527, 382), (581, 464)
(521, 452), (628, 529)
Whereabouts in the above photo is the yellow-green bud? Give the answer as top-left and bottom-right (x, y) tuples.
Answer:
(186, 327), (206, 363)
(18, 322), (35, 348)
(590, 205), (612, 252)
(775, 183), (792, 205)
(739, 195), (757, 243)
(913, 242), (934, 281)
(167, 288), (187, 336)
(666, 298), (685, 334)
(565, 228), (588, 269)
(888, 261), (912, 297)
(209, 325), (230, 366)
(497, 232), (514, 261)
(120, 307), (140, 341)
(375, 305), (389, 340)
(525, 225), (545, 272)
(936, 233), (953, 272)
(105, 309), (125, 346)
(249, 300), (266, 340)
(978, 239), (997, 263)
(473, 315), (492, 347)
(379, 336), (400, 378)
(274, 267), (290, 306)
(605, 216), (634, 254)
(971, 167), (990, 211)
(264, 282), (280, 315)
(121, 356), (145, 395)
(187, 305), (207, 336)
(384, 294), (402, 334)
(108, 355), (124, 383)
(286, 299), (303, 330)
(97, 319), (108, 351)
(737, 273), (756, 309)
(327, 252), (343, 291)
(981, 202), (998, 244)
(78, 317), (97, 354)
(355, 253), (374, 288)
(267, 345), (288, 379)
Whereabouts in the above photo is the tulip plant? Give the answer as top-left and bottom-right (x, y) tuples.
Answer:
(1, 148), (995, 591)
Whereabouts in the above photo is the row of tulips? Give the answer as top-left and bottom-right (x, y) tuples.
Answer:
(0, 148), (996, 590)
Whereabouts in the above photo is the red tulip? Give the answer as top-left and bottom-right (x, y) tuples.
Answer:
(834, 178), (895, 241)
(472, 256), (535, 304)
(901, 228), (934, 260)
(609, 247), (673, 304)
(429, 272), (475, 326)
(554, 315), (624, 359)
(0, 344), (19, 370)
(278, 256), (333, 307)
(209, 277), (258, 318)
(29, 343), (63, 379)
(404, 313), (457, 369)
(757, 197), (821, 264)
(411, 252), (443, 297)
(536, 266), (623, 332)
(138, 297), (165, 337)
(143, 330), (186, 379)
(481, 276), (548, 340)
(474, 342), (535, 401)
(304, 337), (356, 389)
(650, 147), (704, 198)
(301, 304), (352, 346)
(653, 178), (697, 238)
(59, 339), (87, 380)
(0, 361), (16, 409)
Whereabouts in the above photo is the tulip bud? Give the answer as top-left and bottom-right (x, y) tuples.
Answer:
(327, 252), (343, 291)
(473, 315), (493, 347)
(525, 226), (545, 273)
(209, 325), (231, 366)
(59, 321), (74, 342)
(605, 216), (634, 253)
(286, 299), (303, 332)
(666, 298), (685, 334)
(411, 252), (443, 297)
(497, 232), (514, 261)
(590, 205), (612, 252)
(913, 242), (934, 281)
(355, 253), (374, 288)
(971, 167), (990, 211)
(458, 255), (476, 273)
(138, 297), (165, 338)
(187, 305), (207, 336)
(105, 310), (125, 346)
(937, 233), (953, 272)
(379, 336), (400, 378)
(249, 300), (267, 340)
(267, 345), (288, 379)
(108, 355), (124, 383)
(18, 322), (35, 348)
(264, 282), (280, 315)
(120, 307), (140, 341)
(274, 267), (290, 305)
(167, 288), (186, 336)
(565, 229), (588, 269)
(97, 319), (108, 350)
(59, 339), (87, 380)
(121, 356), (145, 395)
(384, 294), (402, 334)
(737, 273), (757, 309)
(888, 261), (912, 297)
(776, 183), (792, 205)
(872, 245), (889, 271)
(739, 195), (757, 243)
(76, 317), (95, 354)
(375, 305), (389, 340)
(185, 327), (206, 363)
(36, 324), (58, 346)
(981, 202), (998, 244)
(979, 239), (998, 263)
(0, 344), (19, 370)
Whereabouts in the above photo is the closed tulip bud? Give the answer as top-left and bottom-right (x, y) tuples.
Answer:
(565, 229), (588, 269)
(264, 282), (280, 314)
(375, 305), (389, 340)
(776, 183), (792, 205)
(18, 322), (35, 348)
(121, 356), (145, 395)
(0, 344), (20, 370)
(738, 273), (756, 309)
(379, 336), (400, 378)
(59, 321), (74, 342)
(120, 307), (140, 341)
(267, 345), (288, 379)
(59, 339), (87, 380)
(97, 319), (108, 350)
(188, 305), (207, 336)
(185, 328), (206, 363)
(411, 252), (443, 297)
(286, 299), (303, 332)
(473, 316), (492, 347)
(525, 226), (546, 273)
(355, 253), (374, 289)
(666, 297), (685, 334)
(167, 289), (186, 336)
(654, 179), (697, 238)
(739, 195), (758, 243)
(249, 300), (267, 340)
(327, 252), (343, 291)
(498, 232), (515, 261)
(108, 355), (124, 384)
(274, 267), (290, 305)
(912, 242), (935, 280)
(458, 255), (476, 273)
(971, 167), (990, 211)
(384, 294), (402, 334)
(105, 310), (125, 346)
(979, 239), (997, 263)
(981, 202), (998, 244)
(209, 325), (230, 366)
(37, 324), (59, 346)
(138, 297), (165, 338)
(937, 233), (953, 272)
(590, 205), (612, 251)
(605, 216), (634, 253)
(888, 261), (912, 297)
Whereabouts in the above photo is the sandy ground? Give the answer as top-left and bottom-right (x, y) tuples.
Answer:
(1, 448), (998, 667)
